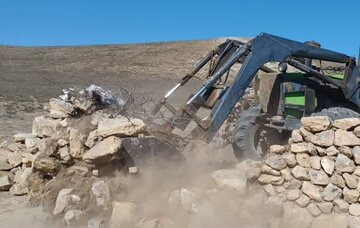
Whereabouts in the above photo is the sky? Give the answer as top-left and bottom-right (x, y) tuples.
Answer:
(0, 0), (359, 56)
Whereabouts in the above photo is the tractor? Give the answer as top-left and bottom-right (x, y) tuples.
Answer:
(123, 33), (360, 164)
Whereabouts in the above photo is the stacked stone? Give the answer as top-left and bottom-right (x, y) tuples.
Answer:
(0, 95), (145, 200)
(258, 116), (360, 218)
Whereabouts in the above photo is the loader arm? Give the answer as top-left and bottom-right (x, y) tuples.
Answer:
(150, 32), (359, 145)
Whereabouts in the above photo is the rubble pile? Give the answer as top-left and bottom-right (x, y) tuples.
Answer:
(257, 116), (360, 227)
(0, 86), (149, 225)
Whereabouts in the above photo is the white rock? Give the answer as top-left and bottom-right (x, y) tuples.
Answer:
(64, 210), (83, 225)
(321, 157), (335, 175)
(211, 169), (247, 193)
(92, 180), (111, 209)
(309, 169), (329, 186)
(53, 188), (74, 215)
(97, 116), (145, 137)
(83, 136), (122, 164)
(302, 181), (322, 202)
(349, 204), (360, 216)
(334, 129), (360, 147)
(333, 118), (360, 130)
(179, 188), (198, 213)
(301, 116), (330, 132)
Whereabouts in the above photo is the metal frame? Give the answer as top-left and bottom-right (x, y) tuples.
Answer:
(150, 33), (360, 143)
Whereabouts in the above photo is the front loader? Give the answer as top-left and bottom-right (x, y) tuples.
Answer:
(123, 33), (360, 165)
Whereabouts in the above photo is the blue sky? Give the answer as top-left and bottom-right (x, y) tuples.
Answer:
(0, 0), (359, 56)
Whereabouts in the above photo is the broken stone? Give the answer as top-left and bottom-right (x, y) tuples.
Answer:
(235, 159), (262, 180)
(316, 146), (326, 156)
(260, 165), (280, 176)
(330, 172), (346, 188)
(309, 169), (329, 186)
(211, 169), (247, 193)
(38, 138), (58, 156)
(7, 143), (22, 152)
(335, 154), (355, 173)
(355, 126), (360, 138)
(343, 187), (360, 203)
(266, 154), (287, 171)
(92, 180), (111, 209)
(287, 189), (300, 201)
(310, 156), (321, 170)
(296, 153), (310, 168)
(179, 188), (198, 213)
(13, 133), (33, 143)
(307, 203), (321, 217)
(59, 146), (71, 163)
(48, 109), (69, 118)
(66, 165), (90, 177)
(263, 184), (276, 196)
(33, 156), (59, 175)
(282, 152), (297, 168)
(310, 130), (334, 147)
(292, 129), (303, 143)
(301, 116), (330, 132)
(325, 145), (339, 156)
(83, 136), (122, 164)
(280, 168), (293, 181)
(57, 139), (68, 147)
(302, 181), (322, 202)
(343, 173), (358, 189)
(322, 183), (342, 201)
(295, 194), (311, 207)
(64, 209), (83, 225)
(97, 116), (145, 137)
(269, 145), (286, 154)
(49, 98), (75, 115)
(334, 199), (349, 213)
(0, 175), (12, 191)
(352, 146), (360, 165)
(21, 153), (35, 167)
(321, 157), (335, 175)
(291, 142), (317, 155)
(334, 129), (360, 147)
(299, 127), (315, 142)
(317, 202), (333, 214)
(349, 204), (360, 216)
(32, 116), (62, 138)
(333, 118), (360, 130)
(258, 174), (284, 185)
(53, 188), (74, 215)
(85, 130), (98, 148)
(9, 168), (31, 195)
(291, 165), (310, 181)
(110, 201), (137, 227)
(339, 146), (353, 158)
(7, 151), (22, 168)
(25, 137), (40, 153)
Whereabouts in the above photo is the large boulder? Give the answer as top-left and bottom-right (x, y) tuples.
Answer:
(69, 116), (96, 158)
(301, 116), (330, 132)
(334, 129), (360, 147)
(333, 118), (360, 130)
(211, 169), (247, 193)
(83, 136), (122, 164)
(32, 116), (63, 138)
(97, 116), (145, 137)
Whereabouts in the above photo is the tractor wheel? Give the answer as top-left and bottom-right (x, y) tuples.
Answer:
(311, 107), (360, 120)
(232, 106), (264, 160)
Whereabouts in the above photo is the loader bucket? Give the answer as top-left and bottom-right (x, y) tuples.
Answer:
(121, 136), (185, 168)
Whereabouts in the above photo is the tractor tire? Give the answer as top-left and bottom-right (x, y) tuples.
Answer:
(232, 106), (263, 160)
(311, 107), (360, 120)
